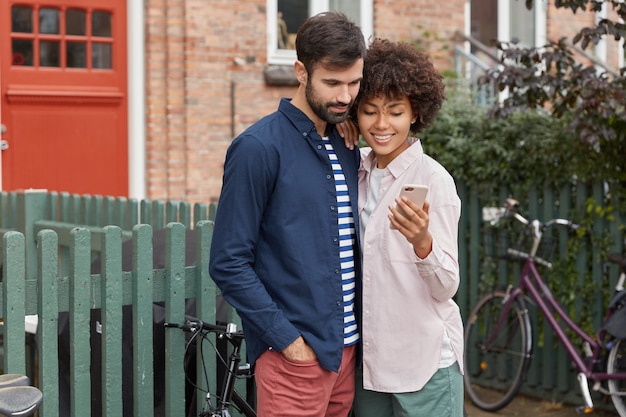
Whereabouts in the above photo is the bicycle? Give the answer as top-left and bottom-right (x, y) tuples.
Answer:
(0, 374), (43, 417)
(464, 197), (626, 416)
(165, 318), (256, 417)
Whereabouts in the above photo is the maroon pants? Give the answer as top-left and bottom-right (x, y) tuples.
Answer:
(255, 344), (356, 417)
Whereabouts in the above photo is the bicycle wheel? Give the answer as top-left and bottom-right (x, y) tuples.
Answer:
(464, 290), (532, 411)
(607, 339), (626, 417)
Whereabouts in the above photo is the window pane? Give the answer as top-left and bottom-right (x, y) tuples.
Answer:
(67, 42), (87, 68)
(277, 0), (308, 50)
(509, 0), (535, 47)
(40, 41), (60, 67)
(66, 9), (86, 36)
(92, 11), (112, 37)
(329, 0), (360, 24)
(40, 8), (60, 34)
(12, 39), (33, 66)
(92, 43), (112, 68)
(11, 6), (33, 33)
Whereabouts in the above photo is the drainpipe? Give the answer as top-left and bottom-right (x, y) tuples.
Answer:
(128, 0), (146, 200)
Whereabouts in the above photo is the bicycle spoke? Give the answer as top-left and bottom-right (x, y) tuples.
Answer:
(464, 291), (530, 411)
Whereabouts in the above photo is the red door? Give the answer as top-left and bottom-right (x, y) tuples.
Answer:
(0, 0), (128, 197)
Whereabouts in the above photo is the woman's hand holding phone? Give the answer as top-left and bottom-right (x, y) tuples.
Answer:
(389, 184), (433, 258)
(390, 184), (428, 229)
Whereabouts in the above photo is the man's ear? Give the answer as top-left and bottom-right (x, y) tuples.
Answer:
(294, 60), (307, 84)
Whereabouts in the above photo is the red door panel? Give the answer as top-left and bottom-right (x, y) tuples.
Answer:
(1, 0), (128, 197)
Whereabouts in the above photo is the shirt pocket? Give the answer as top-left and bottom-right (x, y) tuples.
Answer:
(383, 227), (417, 264)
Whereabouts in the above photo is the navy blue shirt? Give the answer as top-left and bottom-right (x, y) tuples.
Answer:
(209, 98), (361, 372)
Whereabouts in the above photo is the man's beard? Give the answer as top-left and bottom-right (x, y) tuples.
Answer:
(305, 81), (352, 125)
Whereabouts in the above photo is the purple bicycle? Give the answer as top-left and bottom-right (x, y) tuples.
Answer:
(464, 198), (626, 416)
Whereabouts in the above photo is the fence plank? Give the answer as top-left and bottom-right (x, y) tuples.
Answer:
(102, 196), (116, 226)
(0, 191), (17, 229)
(69, 227), (92, 417)
(2, 231), (26, 375)
(557, 184), (573, 393)
(88, 195), (103, 226)
(164, 223), (187, 417)
(38, 229), (60, 417)
(540, 186), (556, 392)
(456, 181), (469, 316)
(467, 186), (481, 315)
(179, 201), (191, 228)
(194, 220), (217, 415)
(127, 199), (139, 230)
(591, 183), (605, 331)
(132, 224), (155, 417)
(194, 203), (208, 224)
(101, 226), (124, 417)
(152, 200), (165, 229)
(166, 201), (179, 225)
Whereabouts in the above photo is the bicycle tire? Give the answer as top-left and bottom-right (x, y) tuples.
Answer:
(464, 290), (532, 411)
(607, 338), (626, 417)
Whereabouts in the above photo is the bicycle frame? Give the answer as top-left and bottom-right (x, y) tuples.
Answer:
(213, 327), (256, 417)
(494, 257), (626, 390)
(467, 199), (626, 415)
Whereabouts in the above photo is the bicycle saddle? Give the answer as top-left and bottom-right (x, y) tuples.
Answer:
(0, 386), (43, 417)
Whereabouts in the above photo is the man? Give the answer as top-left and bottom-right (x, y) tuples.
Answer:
(209, 11), (366, 417)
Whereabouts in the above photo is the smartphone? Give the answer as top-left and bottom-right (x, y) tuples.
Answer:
(391, 184), (429, 229)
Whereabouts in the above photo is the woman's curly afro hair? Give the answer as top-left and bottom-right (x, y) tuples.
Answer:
(352, 38), (446, 133)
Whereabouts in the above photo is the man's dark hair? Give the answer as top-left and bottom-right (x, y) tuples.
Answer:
(295, 12), (366, 73)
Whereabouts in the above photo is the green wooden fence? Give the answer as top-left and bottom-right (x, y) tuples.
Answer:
(0, 181), (624, 416)
(0, 189), (245, 417)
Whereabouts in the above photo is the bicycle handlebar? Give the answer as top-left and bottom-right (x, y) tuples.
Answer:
(487, 198), (581, 231)
(164, 319), (246, 341)
(484, 198), (582, 268)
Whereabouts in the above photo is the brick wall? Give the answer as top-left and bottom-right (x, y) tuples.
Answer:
(143, 0), (621, 205)
(373, 0), (465, 71)
(145, 0), (295, 204)
(547, 1), (623, 70)
(144, 0), (466, 204)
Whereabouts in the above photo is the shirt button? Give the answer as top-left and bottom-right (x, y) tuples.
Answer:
(333, 237), (338, 242)
(336, 301), (342, 306)
(334, 268), (340, 274)
(317, 144), (323, 150)
(330, 205), (336, 211)
(303, 132), (308, 137)
(326, 174), (332, 180)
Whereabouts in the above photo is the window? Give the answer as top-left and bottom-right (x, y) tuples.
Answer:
(496, 0), (546, 49)
(508, 0), (535, 47)
(10, 5), (113, 69)
(267, 0), (373, 65)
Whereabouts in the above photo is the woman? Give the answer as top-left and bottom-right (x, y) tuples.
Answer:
(349, 38), (464, 417)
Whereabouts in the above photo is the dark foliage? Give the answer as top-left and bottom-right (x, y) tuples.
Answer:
(478, 0), (625, 183)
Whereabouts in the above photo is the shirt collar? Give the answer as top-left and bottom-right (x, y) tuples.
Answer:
(278, 97), (317, 137)
(361, 137), (424, 178)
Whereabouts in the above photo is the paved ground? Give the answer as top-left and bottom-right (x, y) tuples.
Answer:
(465, 394), (619, 417)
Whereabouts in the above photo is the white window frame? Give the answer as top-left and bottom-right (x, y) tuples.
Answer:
(267, 0), (373, 66)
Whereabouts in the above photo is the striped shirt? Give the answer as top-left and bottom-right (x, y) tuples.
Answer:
(323, 136), (359, 346)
